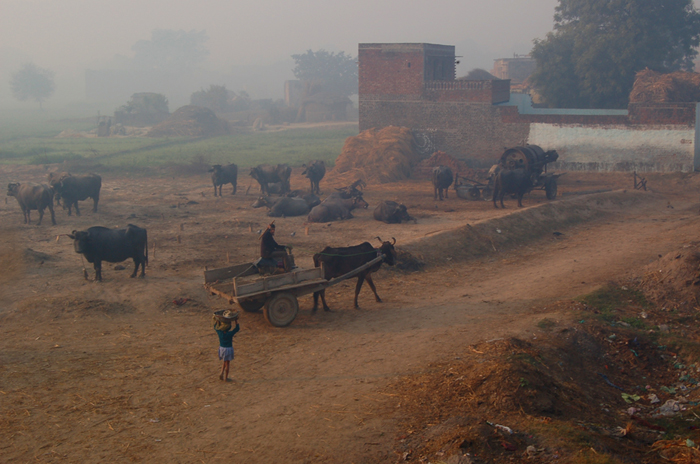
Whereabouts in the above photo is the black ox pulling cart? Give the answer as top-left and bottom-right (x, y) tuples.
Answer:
(455, 144), (562, 201)
(204, 254), (385, 327)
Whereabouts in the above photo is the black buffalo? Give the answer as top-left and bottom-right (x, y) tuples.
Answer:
(302, 160), (326, 195)
(493, 168), (533, 208)
(249, 164), (292, 195)
(209, 164), (238, 196)
(373, 200), (413, 224)
(251, 196), (311, 217)
(432, 166), (453, 200)
(7, 183), (56, 226)
(53, 173), (102, 216)
(307, 196), (368, 223)
(69, 224), (148, 281)
(312, 237), (397, 311)
(47, 171), (71, 206)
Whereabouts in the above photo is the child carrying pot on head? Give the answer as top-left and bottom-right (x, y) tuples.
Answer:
(213, 310), (240, 382)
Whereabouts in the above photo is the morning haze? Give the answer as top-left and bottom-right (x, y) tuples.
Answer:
(0, 0), (562, 112)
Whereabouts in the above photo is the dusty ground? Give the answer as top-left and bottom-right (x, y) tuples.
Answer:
(1, 166), (699, 463)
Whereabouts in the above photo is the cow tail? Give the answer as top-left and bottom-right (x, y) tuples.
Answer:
(144, 230), (149, 266)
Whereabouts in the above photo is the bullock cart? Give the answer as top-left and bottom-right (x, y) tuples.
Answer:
(203, 255), (385, 327)
(455, 145), (562, 201)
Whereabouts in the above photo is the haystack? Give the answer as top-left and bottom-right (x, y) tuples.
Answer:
(629, 69), (700, 103)
(147, 105), (230, 137)
(327, 126), (422, 185)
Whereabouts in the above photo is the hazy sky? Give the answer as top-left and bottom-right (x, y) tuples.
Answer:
(1, 0), (562, 105)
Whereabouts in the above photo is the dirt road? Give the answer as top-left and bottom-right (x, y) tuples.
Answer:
(1, 168), (699, 463)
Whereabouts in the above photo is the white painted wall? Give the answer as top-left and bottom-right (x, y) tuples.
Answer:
(528, 123), (695, 172)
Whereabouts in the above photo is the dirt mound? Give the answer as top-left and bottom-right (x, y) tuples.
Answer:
(629, 68), (700, 103)
(147, 105), (230, 137)
(327, 126), (422, 185)
(638, 242), (700, 309)
(413, 151), (478, 180)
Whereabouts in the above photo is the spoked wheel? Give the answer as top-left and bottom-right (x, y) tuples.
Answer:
(545, 178), (558, 200)
(481, 187), (493, 201)
(239, 298), (265, 313)
(467, 187), (481, 200)
(264, 292), (299, 327)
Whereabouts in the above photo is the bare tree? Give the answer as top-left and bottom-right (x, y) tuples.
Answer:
(10, 63), (55, 109)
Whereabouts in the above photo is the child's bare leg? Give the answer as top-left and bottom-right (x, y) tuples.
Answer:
(219, 362), (225, 380)
(224, 361), (230, 381)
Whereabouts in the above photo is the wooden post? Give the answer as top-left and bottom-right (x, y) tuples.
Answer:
(248, 223), (253, 232)
(305, 226), (309, 236)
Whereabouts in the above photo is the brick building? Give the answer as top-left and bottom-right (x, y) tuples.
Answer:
(358, 42), (700, 172)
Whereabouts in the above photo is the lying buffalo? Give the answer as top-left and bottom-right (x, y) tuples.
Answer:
(7, 183), (56, 226)
(307, 196), (368, 223)
(210, 163), (237, 196)
(69, 224), (148, 281)
(493, 168), (533, 208)
(249, 164), (292, 195)
(312, 237), (397, 310)
(302, 160), (326, 195)
(433, 166), (453, 200)
(53, 173), (102, 216)
(374, 200), (414, 224)
(251, 196), (311, 217)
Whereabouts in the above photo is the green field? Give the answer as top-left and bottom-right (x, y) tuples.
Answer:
(0, 114), (358, 172)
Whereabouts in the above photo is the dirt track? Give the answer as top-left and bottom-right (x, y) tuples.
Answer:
(1, 167), (699, 463)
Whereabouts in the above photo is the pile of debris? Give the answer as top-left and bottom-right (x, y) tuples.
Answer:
(638, 242), (700, 310)
(413, 151), (478, 180)
(147, 105), (230, 138)
(629, 69), (700, 103)
(327, 126), (422, 185)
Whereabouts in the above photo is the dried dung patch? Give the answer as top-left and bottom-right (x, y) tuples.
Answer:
(147, 105), (230, 138)
(637, 242), (700, 310)
(630, 68), (700, 103)
(16, 297), (136, 318)
(327, 126), (422, 185)
(391, 248), (425, 272)
(158, 296), (208, 314)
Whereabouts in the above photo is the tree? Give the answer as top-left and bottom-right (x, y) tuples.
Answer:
(10, 63), (55, 109)
(132, 29), (209, 71)
(291, 50), (357, 97)
(530, 0), (700, 108)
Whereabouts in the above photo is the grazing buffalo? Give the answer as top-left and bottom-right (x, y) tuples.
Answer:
(7, 183), (56, 226)
(69, 224), (148, 281)
(209, 164), (238, 196)
(432, 166), (453, 200)
(53, 173), (101, 216)
(493, 168), (533, 208)
(249, 164), (292, 195)
(251, 196), (311, 217)
(302, 160), (326, 195)
(312, 237), (397, 310)
(374, 200), (414, 224)
(47, 171), (71, 206)
(307, 196), (368, 223)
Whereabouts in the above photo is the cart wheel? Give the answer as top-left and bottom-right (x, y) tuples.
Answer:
(264, 292), (299, 327)
(467, 187), (481, 200)
(545, 178), (558, 200)
(239, 299), (265, 313)
(481, 187), (493, 201)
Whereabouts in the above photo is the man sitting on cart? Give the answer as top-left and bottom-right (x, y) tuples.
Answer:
(256, 222), (294, 274)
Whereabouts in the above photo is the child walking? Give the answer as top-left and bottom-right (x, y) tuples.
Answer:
(213, 310), (240, 382)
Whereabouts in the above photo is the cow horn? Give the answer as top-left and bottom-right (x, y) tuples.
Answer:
(391, 237), (396, 245)
(376, 236), (382, 243)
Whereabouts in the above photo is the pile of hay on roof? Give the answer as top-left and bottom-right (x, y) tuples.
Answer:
(147, 105), (230, 137)
(327, 126), (422, 185)
(629, 68), (700, 103)
(413, 151), (477, 179)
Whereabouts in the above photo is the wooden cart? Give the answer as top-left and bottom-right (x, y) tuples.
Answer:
(204, 255), (385, 327)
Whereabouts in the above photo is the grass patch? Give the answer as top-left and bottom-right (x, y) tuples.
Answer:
(0, 114), (357, 171)
(537, 318), (557, 331)
(578, 284), (650, 323)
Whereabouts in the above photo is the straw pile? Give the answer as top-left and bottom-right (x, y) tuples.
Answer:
(147, 105), (231, 137)
(629, 68), (700, 103)
(327, 126), (422, 185)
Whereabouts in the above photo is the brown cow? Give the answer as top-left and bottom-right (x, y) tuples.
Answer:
(7, 183), (56, 225)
